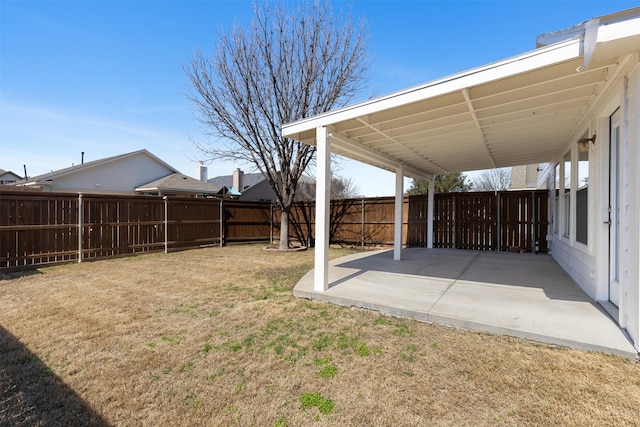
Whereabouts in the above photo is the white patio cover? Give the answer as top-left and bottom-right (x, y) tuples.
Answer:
(281, 8), (640, 291)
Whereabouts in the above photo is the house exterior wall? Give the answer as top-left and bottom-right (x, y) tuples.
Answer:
(240, 180), (276, 202)
(625, 58), (640, 350)
(42, 153), (174, 195)
(543, 54), (640, 351)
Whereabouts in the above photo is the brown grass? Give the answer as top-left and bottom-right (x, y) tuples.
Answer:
(1, 245), (639, 426)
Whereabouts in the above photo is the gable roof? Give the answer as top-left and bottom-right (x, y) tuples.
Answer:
(208, 172), (264, 190)
(136, 173), (221, 194)
(282, 8), (640, 179)
(0, 169), (23, 181)
(25, 149), (179, 184)
(208, 172), (315, 190)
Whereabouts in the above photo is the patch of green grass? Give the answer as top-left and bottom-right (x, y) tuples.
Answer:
(316, 364), (338, 378)
(314, 356), (331, 366)
(391, 321), (414, 337)
(373, 316), (393, 326)
(235, 383), (246, 392)
(299, 392), (335, 414)
(181, 361), (195, 372)
(147, 342), (157, 348)
(401, 344), (418, 362)
(274, 417), (290, 427)
(161, 336), (180, 345)
(312, 333), (334, 351)
(208, 309), (221, 317)
(355, 342), (370, 356)
(336, 333), (371, 356)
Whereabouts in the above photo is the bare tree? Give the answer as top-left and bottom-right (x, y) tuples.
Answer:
(297, 175), (360, 201)
(185, 1), (370, 249)
(472, 168), (512, 191)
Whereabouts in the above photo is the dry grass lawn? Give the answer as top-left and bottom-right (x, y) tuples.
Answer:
(1, 244), (639, 426)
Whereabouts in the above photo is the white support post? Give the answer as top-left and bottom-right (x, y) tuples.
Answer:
(394, 165), (404, 260)
(427, 178), (435, 248)
(163, 196), (168, 254)
(78, 193), (83, 263)
(315, 126), (331, 291)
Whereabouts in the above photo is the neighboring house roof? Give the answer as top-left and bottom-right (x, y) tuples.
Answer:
(136, 173), (221, 194)
(208, 172), (315, 190)
(24, 149), (178, 185)
(208, 172), (264, 190)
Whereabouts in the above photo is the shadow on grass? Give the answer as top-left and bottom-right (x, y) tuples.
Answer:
(0, 325), (110, 426)
(0, 268), (43, 281)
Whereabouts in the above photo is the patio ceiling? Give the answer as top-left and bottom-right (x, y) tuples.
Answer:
(282, 9), (639, 179)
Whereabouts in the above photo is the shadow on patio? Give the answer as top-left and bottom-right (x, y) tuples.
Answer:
(294, 248), (638, 359)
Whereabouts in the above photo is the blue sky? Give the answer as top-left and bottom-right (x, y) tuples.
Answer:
(1, 0), (637, 196)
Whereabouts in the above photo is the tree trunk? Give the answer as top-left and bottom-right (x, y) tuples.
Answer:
(279, 209), (290, 249)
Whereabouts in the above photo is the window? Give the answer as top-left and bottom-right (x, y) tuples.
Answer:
(563, 151), (571, 237)
(554, 164), (560, 234)
(576, 143), (589, 244)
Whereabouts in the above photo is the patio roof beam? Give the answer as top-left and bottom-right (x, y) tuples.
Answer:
(329, 130), (435, 179)
(462, 88), (496, 168)
(356, 117), (446, 174)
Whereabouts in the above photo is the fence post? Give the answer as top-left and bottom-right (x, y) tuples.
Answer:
(361, 198), (365, 249)
(163, 196), (168, 254)
(78, 193), (83, 263)
(270, 203), (274, 245)
(219, 199), (224, 247)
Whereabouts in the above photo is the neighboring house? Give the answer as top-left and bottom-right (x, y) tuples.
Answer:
(209, 168), (314, 202)
(509, 165), (539, 189)
(18, 149), (219, 197)
(282, 8), (640, 354)
(0, 169), (23, 185)
(135, 173), (220, 197)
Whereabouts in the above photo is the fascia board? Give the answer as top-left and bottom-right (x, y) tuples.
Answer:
(282, 39), (582, 138)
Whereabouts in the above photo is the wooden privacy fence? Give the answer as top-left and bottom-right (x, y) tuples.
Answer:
(1, 189), (547, 269)
(0, 191), (273, 268)
(288, 191), (548, 252)
(430, 190), (548, 252)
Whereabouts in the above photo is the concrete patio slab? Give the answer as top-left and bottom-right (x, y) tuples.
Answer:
(294, 248), (638, 359)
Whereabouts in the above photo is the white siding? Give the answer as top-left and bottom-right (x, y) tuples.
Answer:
(50, 153), (174, 194)
(549, 237), (597, 298)
(623, 58), (640, 349)
(546, 55), (640, 352)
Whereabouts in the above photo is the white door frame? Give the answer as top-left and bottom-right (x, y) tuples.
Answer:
(608, 108), (622, 307)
